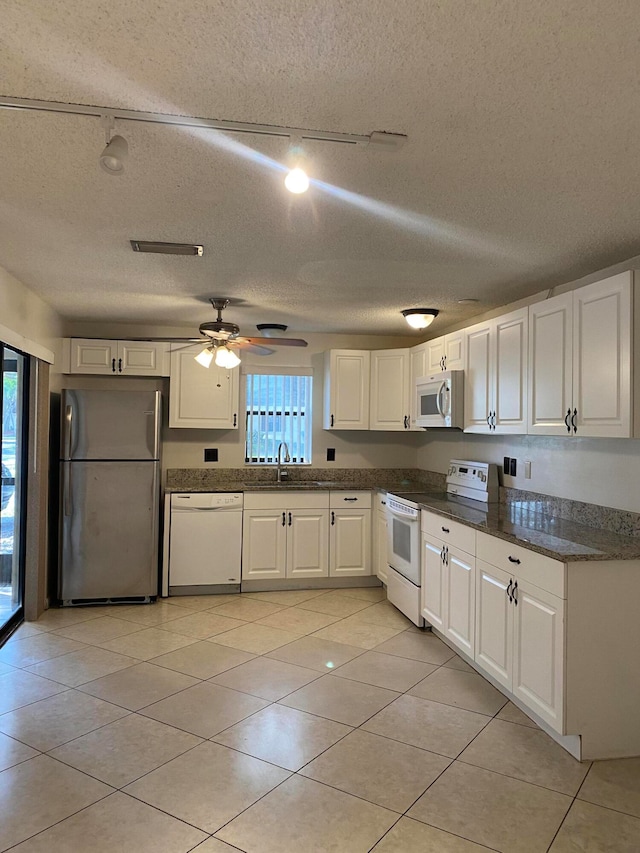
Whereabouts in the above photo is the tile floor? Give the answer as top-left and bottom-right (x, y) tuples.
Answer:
(0, 588), (639, 852)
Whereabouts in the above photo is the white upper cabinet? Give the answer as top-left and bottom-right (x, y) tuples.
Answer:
(323, 350), (370, 430)
(169, 344), (239, 429)
(64, 339), (169, 376)
(464, 307), (528, 434)
(370, 348), (411, 430)
(409, 342), (428, 431)
(528, 272), (632, 438)
(425, 337), (446, 374)
(424, 331), (466, 374)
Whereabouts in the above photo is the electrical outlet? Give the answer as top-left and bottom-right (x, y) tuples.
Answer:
(204, 448), (218, 462)
(503, 456), (510, 475)
(509, 458), (517, 477)
(326, 448), (336, 462)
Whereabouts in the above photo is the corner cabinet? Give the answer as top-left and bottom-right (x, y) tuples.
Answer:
(63, 339), (170, 376)
(323, 350), (370, 430)
(169, 345), (239, 429)
(464, 307), (528, 434)
(528, 271), (633, 438)
(370, 349), (411, 430)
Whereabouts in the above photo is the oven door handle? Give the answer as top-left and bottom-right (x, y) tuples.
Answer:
(436, 380), (447, 417)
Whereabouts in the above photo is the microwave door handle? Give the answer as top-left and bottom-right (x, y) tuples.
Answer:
(436, 381), (447, 417)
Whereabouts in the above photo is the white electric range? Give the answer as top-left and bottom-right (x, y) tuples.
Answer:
(385, 460), (498, 626)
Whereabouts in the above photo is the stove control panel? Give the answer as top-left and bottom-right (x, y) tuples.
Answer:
(446, 460), (498, 502)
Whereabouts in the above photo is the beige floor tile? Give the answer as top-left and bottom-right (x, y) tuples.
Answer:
(362, 694), (491, 757)
(158, 611), (246, 639)
(495, 699), (538, 727)
(190, 839), (240, 853)
(25, 646), (137, 687)
(459, 719), (590, 795)
(172, 594), (241, 611)
(280, 673), (399, 726)
(139, 681), (269, 738)
(98, 627), (197, 660)
(216, 774), (398, 853)
(78, 662), (199, 710)
(350, 600), (415, 629)
(578, 756), (640, 818)
(256, 606), (340, 635)
(334, 586), (387, 602)
(208, 597), (284, 621)
(50, 713), (202, 787)
(409, 666), (508, 716)
(210, 656), (320, 700)
(210, 623), (300, 654)
(312, 618), (405, 650)
(0, 660), (16, 675)
(33, 607), (102, 631)
(0, 754), (112, 851)
(214, 704), (351, 771)
(124, 740), (289, 833)
(0, 688), (128, 751)
(442, 654), (475, 673)
(9, 791), (207, 852)
(408, 761), (571, 853)
(150, 641), (254, 679)
(302, 729), (450, 812)
(0, 669), (67, 714)
(266, 635), (365, 671)
(112, 602), (188, 626)
(242, 589), (329, 605)
(0, 731), (39, 772)
(51, 616), (143, 645)
(374, 630), (456, 664)
(6, 623), (47, 640)
(332, 650), (437, 692)
(297, 594), (374, 617)
(549, 798), (640, 852)
(0, 632), (86, 668)
(372, 817), (493, 852)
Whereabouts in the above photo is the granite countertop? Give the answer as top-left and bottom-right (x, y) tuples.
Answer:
(164, 479), (426, 494)
(395, 491), (640, 562)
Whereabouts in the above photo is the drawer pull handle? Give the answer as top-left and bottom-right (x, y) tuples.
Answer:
(513, 580), (519, 605)
(441, 526), (450, 533)
(344, 497), (358, 502)
(508, 556), (521, 564)
(381, 500), (386, 506)
(506, 579), (513, 601)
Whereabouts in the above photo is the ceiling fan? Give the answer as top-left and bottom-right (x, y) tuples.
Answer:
(147, 298), (307, 369)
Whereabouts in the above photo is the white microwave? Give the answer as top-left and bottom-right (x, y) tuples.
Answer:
(415, 370), (464, 428)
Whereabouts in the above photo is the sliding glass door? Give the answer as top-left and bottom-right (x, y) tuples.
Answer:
(1, 345), (28, 641)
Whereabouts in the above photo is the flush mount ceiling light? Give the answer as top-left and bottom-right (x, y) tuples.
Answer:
(99, 115), (128, 175)
(401, 308), (439, 330)
(256, 323), (288, 338)
(131, 240), (204, 256)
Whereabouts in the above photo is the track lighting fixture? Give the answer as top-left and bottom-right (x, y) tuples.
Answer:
(100, 115), (128, 175)
(284, 167), (309, 194)
(401, 308), (439, 330)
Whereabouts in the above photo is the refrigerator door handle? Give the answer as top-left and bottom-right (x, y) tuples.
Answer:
(66, 404), (73, 459)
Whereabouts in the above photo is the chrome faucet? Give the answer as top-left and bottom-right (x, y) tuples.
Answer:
(276, 442), (291, 483)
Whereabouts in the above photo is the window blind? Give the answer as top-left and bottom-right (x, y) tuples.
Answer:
(245, 373), (312, 463)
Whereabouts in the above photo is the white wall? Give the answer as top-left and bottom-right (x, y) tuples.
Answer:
(0, 264), (63, 360)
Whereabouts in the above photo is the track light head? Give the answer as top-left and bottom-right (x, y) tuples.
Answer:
(100, 134), (128, 175)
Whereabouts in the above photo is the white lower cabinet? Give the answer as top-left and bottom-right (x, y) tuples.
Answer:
(329, 491), (372, 577)
(475, 561), (512, 690)
(373, 494), (388, 583)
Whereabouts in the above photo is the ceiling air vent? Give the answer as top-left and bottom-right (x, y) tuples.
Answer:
(130, 240), (203, 256)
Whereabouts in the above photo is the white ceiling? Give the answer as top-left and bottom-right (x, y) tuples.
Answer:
(2, 0), (640, 336)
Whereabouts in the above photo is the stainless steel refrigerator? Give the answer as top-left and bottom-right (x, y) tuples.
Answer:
(59, 389), (161, 604)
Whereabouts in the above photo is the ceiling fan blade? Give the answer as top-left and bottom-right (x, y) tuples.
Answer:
(236, 342), (275, 356)
(122, 337), (206, 343)
(239, 336), (308, 347)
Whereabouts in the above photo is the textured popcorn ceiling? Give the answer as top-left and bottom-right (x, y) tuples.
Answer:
(1, 0), (640, 335)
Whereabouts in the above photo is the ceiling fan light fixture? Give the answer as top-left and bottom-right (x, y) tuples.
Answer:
(194, 346), (214, 368)
(215, 345), (241, 369)
(402, 308), (439, 330)
(256, 323), (288, 338)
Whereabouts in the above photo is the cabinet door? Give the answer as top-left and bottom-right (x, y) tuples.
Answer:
(573, 271), (632, 438)
(512, 579), (565, 732)
(169, 345), (239, 429)
(445, 545), (476, 657)
(528, 293), (574, 435)
(493, 308), (528, 434)
(444, 331), (466, 371)
(425, 337), (446, 373)
(324, 350), (370, 429)
(242, 510), (287, 580)
(374, 508), (388, 583)
(68, 339), (117, 374)
(288, 509), (329, 578)
(409, 343), (428, 430)
(370, 349), (410, 430)
(118, 342), (169, 376)
(463, 321), (492, 433)
(421, 535), (445, 630)
(475, 560), (513, 690)
(329, 508), (371, 577)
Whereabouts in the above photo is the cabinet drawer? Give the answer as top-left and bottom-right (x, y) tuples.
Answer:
(422, 511), (476, 555)
(330, 490), (372, 509)
(476, 532), (566, 598)
(243, 491), (330, 510)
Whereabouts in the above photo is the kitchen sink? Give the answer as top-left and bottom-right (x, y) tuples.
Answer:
(241, 481), (339, 489)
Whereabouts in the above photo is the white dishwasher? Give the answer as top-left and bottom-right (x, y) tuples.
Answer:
(168, 493), (243, 595)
